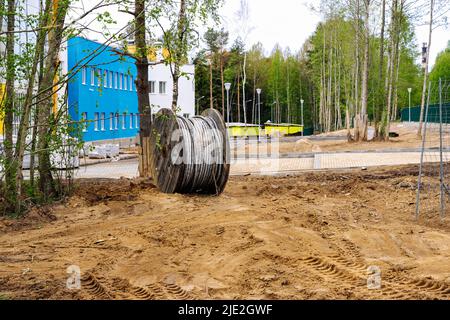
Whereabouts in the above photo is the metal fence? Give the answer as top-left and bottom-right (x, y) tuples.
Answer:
(401, 103), (450, 123)
(416, 78), (450, 220)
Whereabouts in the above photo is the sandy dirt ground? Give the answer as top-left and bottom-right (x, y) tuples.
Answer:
(237, 123), (445, 155)
(0, 165), (449, 300)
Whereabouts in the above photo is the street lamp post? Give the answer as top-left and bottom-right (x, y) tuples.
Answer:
(257, 88), (262, 142)
(224, 83), (231, 124)
(408, 88), (412, 123)
(300, 99), (304, 136)
(256, 90), (262, 125)
(197, 96), (205, 116)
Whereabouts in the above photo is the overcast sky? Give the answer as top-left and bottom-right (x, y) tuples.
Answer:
(78, 0), (449, 67)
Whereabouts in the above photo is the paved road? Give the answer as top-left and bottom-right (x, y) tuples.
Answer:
(71, 150), (449, 179)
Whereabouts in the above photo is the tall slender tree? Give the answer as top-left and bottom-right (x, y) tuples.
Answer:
(358, 0), (371, 141)
(37, 0), (70, 199)
(417, 0), (435, 138)
(3, 0), (17, 214)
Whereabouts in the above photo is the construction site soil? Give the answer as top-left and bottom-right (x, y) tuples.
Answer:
(0, 165), (449, 300)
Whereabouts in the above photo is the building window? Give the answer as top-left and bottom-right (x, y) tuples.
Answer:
(159, 81), (166, 94)
(129, 76), (133, 91)
(81, 112), (88, 132)
(130, 113), (134, 129)
(103, 70), (108, 88)
(135, 113), (139, 128)
(122, 112), (127, 129)
(81, 67), (86, 85)
(183, 113), (190, 119)
(119, 74), (123, 90)
(101, 112), (106, 131)
(109, 71), (113, 88)
(115, 113), (119, 130)
(110, 112), (114, 130)
(97, 69), (101, 87)
(114, 72), (118, 89)
(124, 75), (128, 91)
(90, 68), (95, 86)
(94, 113), (99, 131)
(149, 81), (155, 94)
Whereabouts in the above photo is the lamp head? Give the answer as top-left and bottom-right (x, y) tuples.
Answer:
(408, 88), (412, 93)
(224, 83), (231, 91)
(256, 88), (262, 95)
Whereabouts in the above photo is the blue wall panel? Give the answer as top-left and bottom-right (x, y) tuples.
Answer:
(67, 37), (139, 142)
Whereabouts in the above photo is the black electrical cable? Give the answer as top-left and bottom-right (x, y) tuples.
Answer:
(174, 114), (225, 194)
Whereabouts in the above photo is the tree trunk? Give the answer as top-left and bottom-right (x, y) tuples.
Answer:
(134, 0), (152, 177)
(417, 0), (434, 138)
(237, 66), (240, 122)
(385, 38), (396, 140)
(242, 52), (248, 124)
(37, 0), (69, 199)
(391, 49), (401, 121)
(252, 69), (256, 124)
(171, 68), (180, 111)
(353, 0), (361, 140)
(171, 0), (186, 111)
(358, 0), (370, 141)
(320, 27), (326, 132)
(14, 0), (51, 209)
(220, 52), (225, 117)
(374, 0), (386, 139)
(3, 0), (17, 215)
(384, 0), (403, 140)
(327, 42), (332, 132)
(286, 59), (290, 124)
(209, 60), (213, 109)
(0, 0), (5, 31)
(31, 39), (46, 190)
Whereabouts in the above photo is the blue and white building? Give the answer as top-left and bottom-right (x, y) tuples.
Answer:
(64, 36), (195, 144)
(67, 37), (140, 143)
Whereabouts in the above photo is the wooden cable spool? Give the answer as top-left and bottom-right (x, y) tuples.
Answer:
(149, 108), (230, 195)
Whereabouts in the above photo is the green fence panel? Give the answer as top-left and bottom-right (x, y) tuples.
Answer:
(401, 103), (450, 123)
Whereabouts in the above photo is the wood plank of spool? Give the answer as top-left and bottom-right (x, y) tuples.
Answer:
(148, 109), (182, 193)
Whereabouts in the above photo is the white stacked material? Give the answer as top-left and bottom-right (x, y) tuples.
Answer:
(0, 136), (81, 170)
(88, 145), (108, 159)
(105, 144), (120, 158)
(87, 144), (120, 159)
(80, 142), (93, 158)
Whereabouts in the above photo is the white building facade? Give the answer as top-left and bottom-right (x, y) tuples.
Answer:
(148, 63), (196, 118)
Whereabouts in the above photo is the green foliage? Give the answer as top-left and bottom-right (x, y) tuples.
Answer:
(430, 48), (450, 83)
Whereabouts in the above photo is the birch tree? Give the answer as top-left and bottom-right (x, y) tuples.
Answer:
(357, 0), (371, 141)
(417, 0), (434, 138)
